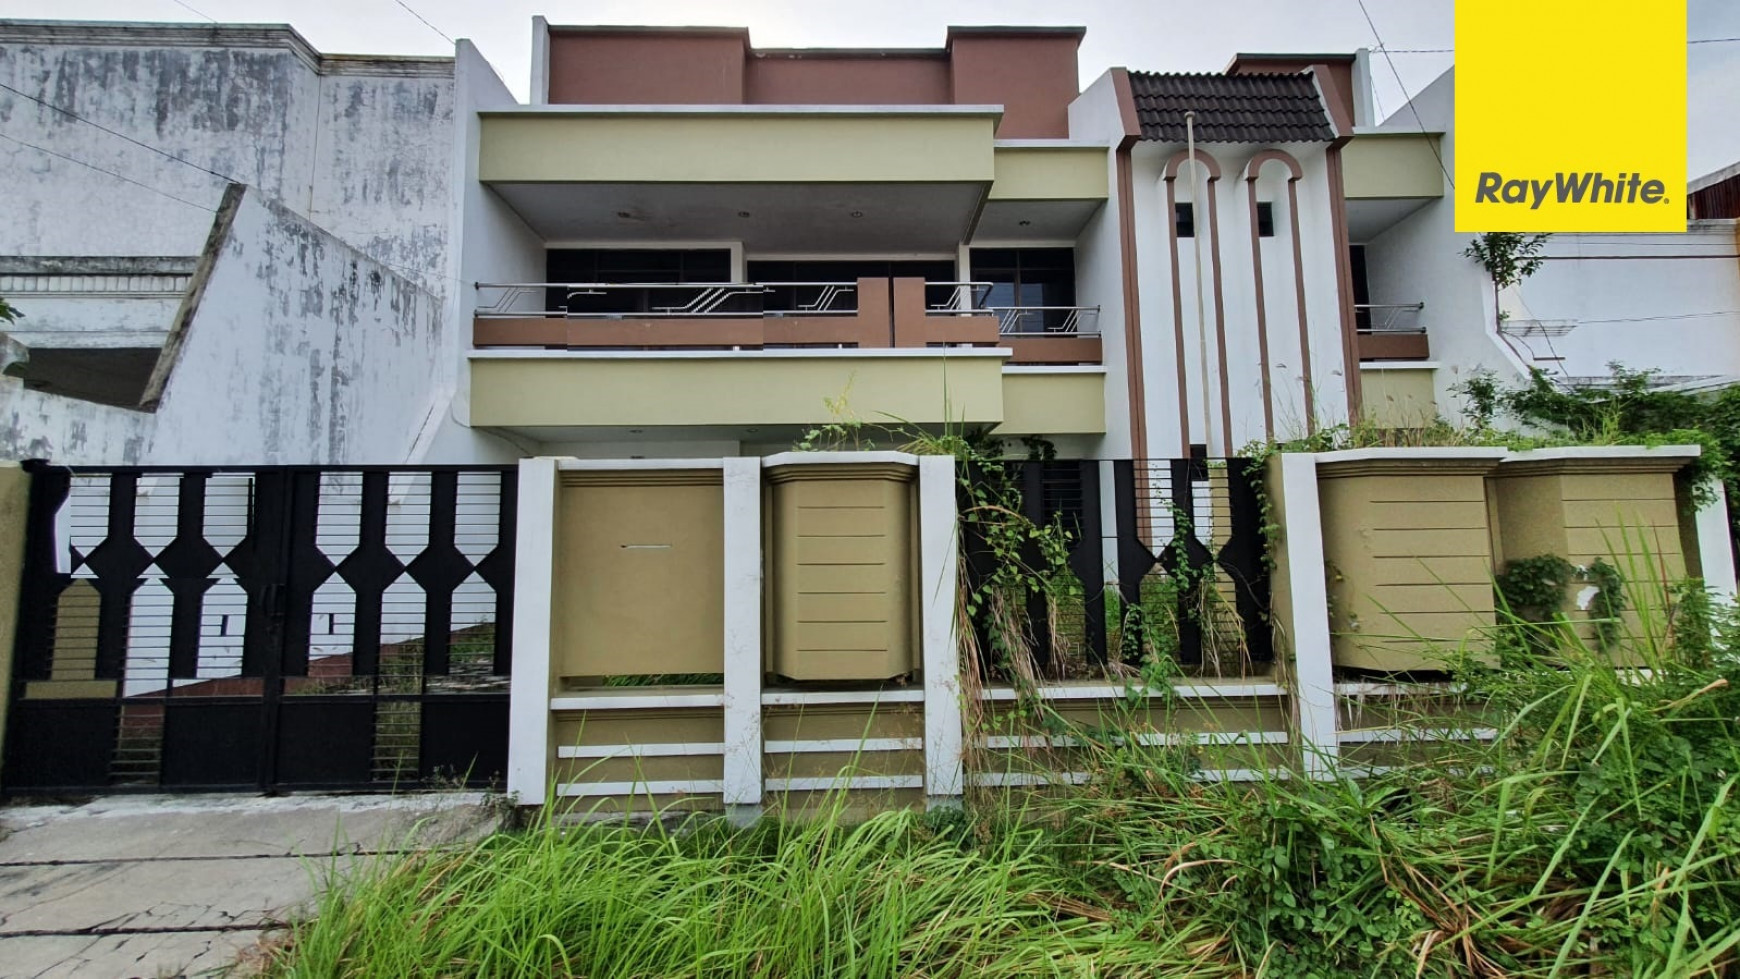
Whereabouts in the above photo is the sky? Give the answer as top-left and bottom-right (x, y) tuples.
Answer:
(1, 0), (1735, 178)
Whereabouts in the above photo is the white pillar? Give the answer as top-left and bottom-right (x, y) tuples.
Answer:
(918, 455), (963, 805)
(721, 457), (764, 821)
(1276, 453), (1339, 779)
(507, 457), (559, 806)
(1695, 482), (1737, 603)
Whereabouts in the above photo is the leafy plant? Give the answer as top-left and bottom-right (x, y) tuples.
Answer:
(1464, 231), (1552, 290)
(0, 295), (18, 324)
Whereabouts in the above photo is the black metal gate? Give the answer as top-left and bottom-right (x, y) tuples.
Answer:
(960, 457), (1271, 673)
(4, 463), (517, 795)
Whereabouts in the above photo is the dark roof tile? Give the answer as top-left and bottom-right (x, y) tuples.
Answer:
(1128, 71), (1334, 143)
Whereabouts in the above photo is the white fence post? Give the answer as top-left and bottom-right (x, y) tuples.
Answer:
(507, 457), (558, 806)
(918, 455), (963, 806)
(721, 457), (764, 823)
(1695, 481), (1737, 604)
(1273, 453), (1340, 779)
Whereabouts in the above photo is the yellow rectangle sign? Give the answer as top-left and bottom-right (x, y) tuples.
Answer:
(1455, 0), (1685, 232)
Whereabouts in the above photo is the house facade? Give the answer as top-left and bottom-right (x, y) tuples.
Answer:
(4, 18), (1430, 469)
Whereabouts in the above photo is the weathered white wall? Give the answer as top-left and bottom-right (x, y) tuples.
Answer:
(0, 22), (455, 294)
(1505, 226), (1740, 382)
(417, 39), (542, 465)
(1065, 71), (1130, 459)
(1, 186), (446, 463)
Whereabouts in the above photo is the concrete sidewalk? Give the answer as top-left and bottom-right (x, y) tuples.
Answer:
(0, 793), (501, 978)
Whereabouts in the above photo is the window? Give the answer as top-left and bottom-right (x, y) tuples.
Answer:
(746, 259), (955, 312)
(969, 248), (1076, 332)
(544, 249), (732, 314)
(1257, 202), (1276, 238)
(1174, 203), (1195, 238)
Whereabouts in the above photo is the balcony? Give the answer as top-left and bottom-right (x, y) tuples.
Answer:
(472, 277), (1102, 366)
(1355, 302), (1430, 361)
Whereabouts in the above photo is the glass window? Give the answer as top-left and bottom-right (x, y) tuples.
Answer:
(1257, 202), (1276, 238)
(968, 247), (1077, 332)
(1175, 203), (1195, 238)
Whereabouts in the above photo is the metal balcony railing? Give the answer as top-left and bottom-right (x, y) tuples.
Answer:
(923, 281), (994, 313)
(992, 306), (1102, 336)
(1354, 302), (1426, 334)
(473, 281), (860, 319)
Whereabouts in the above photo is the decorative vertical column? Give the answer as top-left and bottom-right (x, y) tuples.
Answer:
(1268, 453), (1339, 779)
(506, 457), (559, 806)
(720, 457), (764, 824)
(918, 455), (963, 807)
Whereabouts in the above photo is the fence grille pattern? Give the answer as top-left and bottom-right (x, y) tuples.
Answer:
(962, 458), (1271, 675)
(6, 464), (516, 794)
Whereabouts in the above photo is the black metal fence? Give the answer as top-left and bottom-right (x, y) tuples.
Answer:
(960, 457), (1272, 674)
(4, 463), (517, 795)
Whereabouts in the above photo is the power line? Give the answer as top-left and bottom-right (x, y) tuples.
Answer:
(1356, 0), (1454, 189)
(0, 80), (239, 186)
(1690, 37), (1740, 44)
(0, 130), (215, 211)
(391, 0), (453, 45)
(166, 0), (218, 23)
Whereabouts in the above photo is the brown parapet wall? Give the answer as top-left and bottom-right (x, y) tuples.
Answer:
(1357, 331), (1431, 361)
(1004, 336), (1102, 365)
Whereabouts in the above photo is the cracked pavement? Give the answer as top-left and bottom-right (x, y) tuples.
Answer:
(0, 793), (500, 977)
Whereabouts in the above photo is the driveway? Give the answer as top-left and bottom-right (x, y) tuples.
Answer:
(0, 793), (500, 977)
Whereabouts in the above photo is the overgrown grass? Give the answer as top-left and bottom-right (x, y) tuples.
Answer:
(267, 612), (1740, 978)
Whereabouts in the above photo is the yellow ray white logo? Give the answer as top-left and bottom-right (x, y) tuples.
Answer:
(1455, 0), (1686, 232)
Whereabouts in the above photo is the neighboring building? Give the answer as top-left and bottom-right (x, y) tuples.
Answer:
(1349, 68), (1740, 422)
(0, 19), (516, 465)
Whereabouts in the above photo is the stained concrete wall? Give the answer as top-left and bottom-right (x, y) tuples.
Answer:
(0, 21), (456, 294)
(2, 186), (445, 464)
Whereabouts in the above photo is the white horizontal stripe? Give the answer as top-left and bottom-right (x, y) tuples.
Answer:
(760, 688), (925, 706)
(979, 730), (1288, 750)
(969, 767), (1288, 788)
(979, 681), (1285, 702)
(1334, 681), (1465, 696)
(550, 692), (724, 711)
(556, 779), (723, 797)
(764, 737), (922, 754)
(556, 458), (726, 471)
(764, 775), (923, 792)
(1337, 727), (1498, 745)
(558, 742), (725, 759)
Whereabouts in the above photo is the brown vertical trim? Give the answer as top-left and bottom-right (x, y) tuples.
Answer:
(1163, 173), (1191, 458)
(1109, 68), (1142, 140)
(1286, 180), (1316, 432)
(1204, 178), (1233, 456)
(1245, 177), (1275, 440)
(1115, 143), (1148, 463)
(1325, 142), (1362, 421)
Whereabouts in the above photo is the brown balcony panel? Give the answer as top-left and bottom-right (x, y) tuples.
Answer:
(475, 316), (766, 349)
(1358, 331), (1430, 361)
(926, 314), (1002, 346)
(1005, 336), (1103, 365)
(763, 317), (881, 347)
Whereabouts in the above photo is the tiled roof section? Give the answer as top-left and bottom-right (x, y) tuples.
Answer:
(1128, 71), (1335, 143)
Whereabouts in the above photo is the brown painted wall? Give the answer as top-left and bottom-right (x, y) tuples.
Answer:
(544, 27), (1082, 137)
(948, 34), (1079, 137)
(746, 55), (950, 105)
(548, 31), (747, 104)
